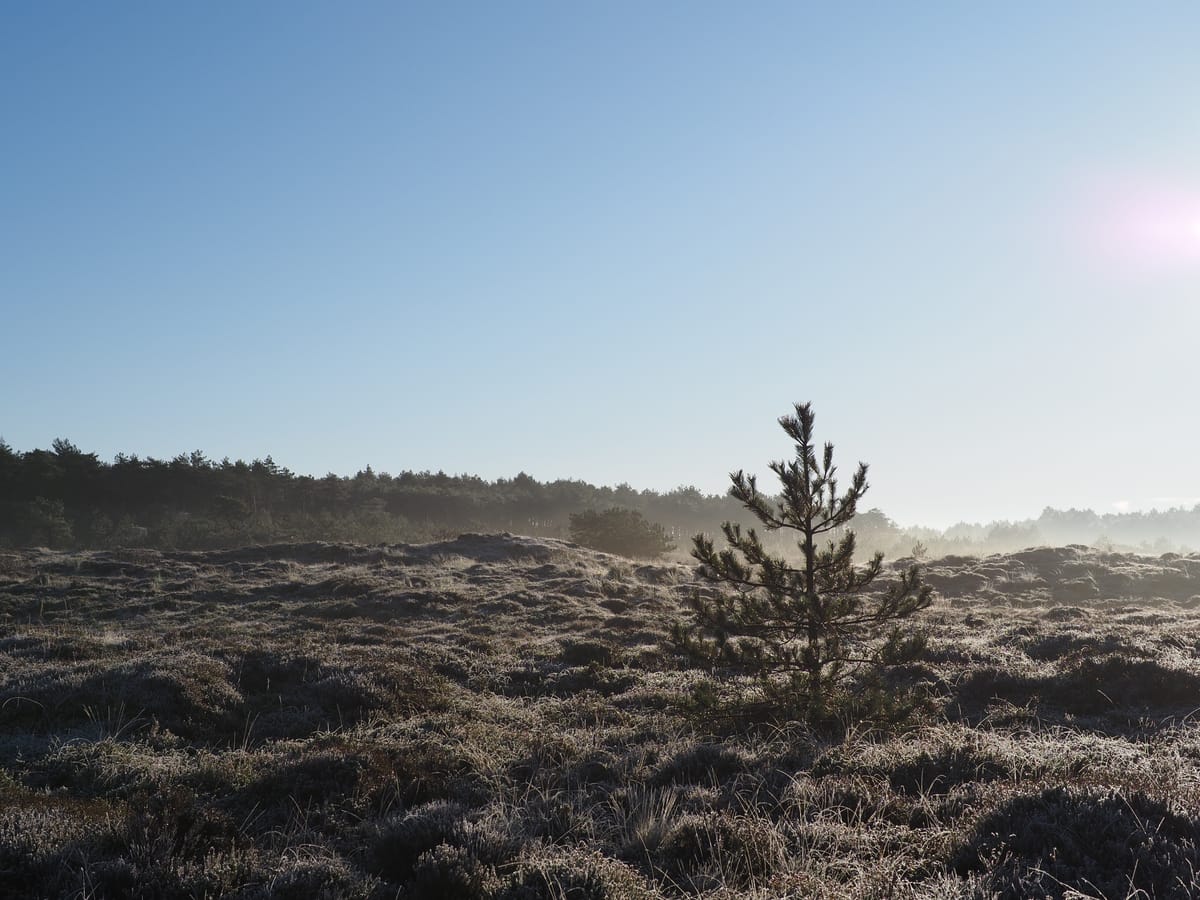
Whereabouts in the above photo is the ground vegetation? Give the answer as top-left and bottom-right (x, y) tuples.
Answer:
(3, 537), (1200, 897)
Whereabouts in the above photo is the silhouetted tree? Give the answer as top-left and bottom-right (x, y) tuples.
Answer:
(23, 497), (74, 548)
(674, 402), (933, 724)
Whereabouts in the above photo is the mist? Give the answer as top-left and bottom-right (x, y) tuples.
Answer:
(4, 438), (1199, 561)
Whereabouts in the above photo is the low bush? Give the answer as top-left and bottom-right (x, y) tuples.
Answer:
(652, 742), (748, 786)
(368, 801), (472, 884)
(568, 509), (675, 559)
(500, 846), (657, 900)
(884, 745), (1012, 795)
(406, 843), (497, 900)
(953, 787), (1200, 898)
(657, 811), (788, 891)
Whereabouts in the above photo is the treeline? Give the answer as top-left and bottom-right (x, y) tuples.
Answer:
(2, 439), (1198, 557)
(0, 439), (751, 552)
(849, 508), (1200, 559)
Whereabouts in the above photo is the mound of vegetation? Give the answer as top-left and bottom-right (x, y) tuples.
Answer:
(953, 787), (1200, 898)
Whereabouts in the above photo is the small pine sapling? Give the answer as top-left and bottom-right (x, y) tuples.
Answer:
(673, 402), (933, 725)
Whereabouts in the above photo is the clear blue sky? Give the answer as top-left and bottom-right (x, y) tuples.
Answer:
(3, 2), (1198, 527)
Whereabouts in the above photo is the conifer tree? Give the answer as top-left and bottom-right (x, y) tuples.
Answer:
(569, 507), (675, 558)
(674, 402), (932, 723)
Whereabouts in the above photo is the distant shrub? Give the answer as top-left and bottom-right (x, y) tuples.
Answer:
(568, 508), (675, 559)
(19, 497), (74, 548)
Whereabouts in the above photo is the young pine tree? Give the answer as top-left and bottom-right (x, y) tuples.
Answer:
(568, 507), (675, 558)
(673, 402), (933, 724)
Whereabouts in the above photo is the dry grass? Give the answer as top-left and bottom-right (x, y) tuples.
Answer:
(2, 537), (1200, 898)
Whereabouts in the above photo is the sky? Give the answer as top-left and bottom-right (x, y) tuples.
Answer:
(3, 2), (1199, 528)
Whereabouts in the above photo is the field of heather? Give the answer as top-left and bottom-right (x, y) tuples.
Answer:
(4, 536), (1200, 899)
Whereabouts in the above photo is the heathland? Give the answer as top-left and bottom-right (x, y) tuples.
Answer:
(4, 535), (1200, 898)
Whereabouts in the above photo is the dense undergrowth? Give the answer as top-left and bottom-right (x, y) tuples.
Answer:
(3, 537), (1200, 898)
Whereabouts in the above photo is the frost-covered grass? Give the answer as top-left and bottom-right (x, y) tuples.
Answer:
(2, 538), (1200, 898)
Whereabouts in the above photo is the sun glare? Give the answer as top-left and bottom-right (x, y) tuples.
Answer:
(1082, 180), (1200, 272)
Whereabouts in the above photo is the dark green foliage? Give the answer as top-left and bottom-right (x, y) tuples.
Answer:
(568, 508), (675, 558)
(674, 402), (933, 724)
(21, 497), (74, 547)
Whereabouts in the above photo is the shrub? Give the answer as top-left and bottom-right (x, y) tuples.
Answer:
(953, 787), (1200, 898)
(657, 811), (787, 891)
(405, 844), (497, 900)
(368, 801), (470, 884)
(499, 847), (656, 900)
(568, 509), (675, 559)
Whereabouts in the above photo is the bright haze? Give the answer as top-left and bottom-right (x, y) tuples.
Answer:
(3, 3), (1198, 528)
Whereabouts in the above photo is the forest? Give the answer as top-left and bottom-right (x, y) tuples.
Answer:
(3, 438), (1200, 557)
